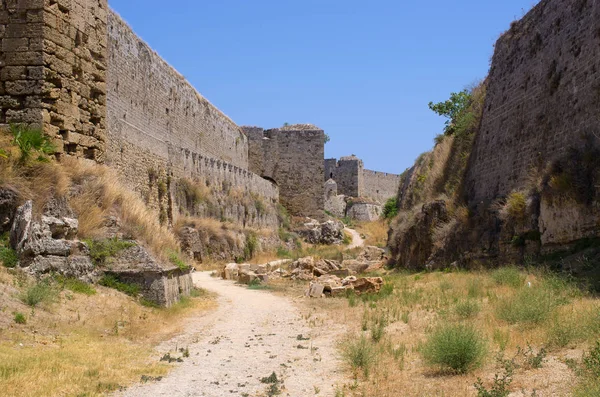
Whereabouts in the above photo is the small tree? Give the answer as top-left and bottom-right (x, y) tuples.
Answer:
(428, 90), (472, 136)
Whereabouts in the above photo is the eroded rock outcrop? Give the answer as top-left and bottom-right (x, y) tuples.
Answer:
(10, 201), (96, 282)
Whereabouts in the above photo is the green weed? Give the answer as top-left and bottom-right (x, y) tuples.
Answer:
(422, 323), (487, 373)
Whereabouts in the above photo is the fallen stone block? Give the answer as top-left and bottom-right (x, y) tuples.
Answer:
(308, 283), (325, 298)
(223, 263), (239, 280)
(351, 277), (384, 295)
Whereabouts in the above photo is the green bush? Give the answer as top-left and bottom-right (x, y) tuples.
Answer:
(99, 274), (140, 297)
(243, 232), (258, 260)
(574, 342), (600, 397)
(85, 238), (136, 266)
(13, 312), (26, 324)
(455, 300), (481, 319)
(382, 197), (399, 220)
(342, 335), (378, 377)
(422, 323), (487, 373)
(492, 266), (525, 288)
(0, 233), (18, 268)
(20, 281), (57, 307)
(495, 286), (560, 325)
(10, 124), (55, 162)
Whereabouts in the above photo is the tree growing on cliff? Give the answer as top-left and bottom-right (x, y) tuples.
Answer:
(428, 90), (472, 136)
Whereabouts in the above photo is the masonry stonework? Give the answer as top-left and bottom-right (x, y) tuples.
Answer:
(105, 11), (277, 228)
(244, 125), (325, 218)
(1, 2), (282, 230)
(325, 156), (400, 203)
(466, 0), (600, 205)
(1, 0), (108, 161)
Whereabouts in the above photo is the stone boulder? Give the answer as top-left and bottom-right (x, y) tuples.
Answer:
(297, 219), (344, 245)
(351, 277), (384, 295)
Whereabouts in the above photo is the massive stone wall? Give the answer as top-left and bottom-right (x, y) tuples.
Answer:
(0, 0), (108, 161)
(466, 0), (600, 205)
(105, 11), (277, 228)
(106, 11), (248, 171)
(245, 125), (325, 218)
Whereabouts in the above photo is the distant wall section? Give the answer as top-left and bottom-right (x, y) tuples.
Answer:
(362, 169), (401, 203)
(326, 156), (400, 203)
(245, 125), (325, 218)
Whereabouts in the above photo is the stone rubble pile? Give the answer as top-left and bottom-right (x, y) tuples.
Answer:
(221, 246), (386, 297)
(296, 219), (345, 245)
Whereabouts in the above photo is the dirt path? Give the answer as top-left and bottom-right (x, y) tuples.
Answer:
(116, 272), (346, 397)
(344, 227), (365, 249)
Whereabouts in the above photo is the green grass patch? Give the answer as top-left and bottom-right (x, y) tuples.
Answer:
(422, 323), (487, 374)
(98, 274), (140, 297)
(20, 280), (58, 308)
(495, 285), (562, 326)
(0, 232), (18, 268)
(54, 275), (96, 296)
(455, 300), (481, 319)
(85, 238), (136, 266)
(13, 312), (26, 324)
(342, 335), (378, 377)
(168, 251), (190, 271)
(492, 266), (525, 288)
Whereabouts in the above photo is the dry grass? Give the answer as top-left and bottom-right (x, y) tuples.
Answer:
(298, 268), (597, 397)
(0, 267), (215, 397)
(354, 220), (389, 248)
(0, 134), (180, 262)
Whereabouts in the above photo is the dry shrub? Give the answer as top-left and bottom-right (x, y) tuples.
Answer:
(60, 158), (180, 259)
(499, 191), (527, 223)
(0, 137), (180, 261)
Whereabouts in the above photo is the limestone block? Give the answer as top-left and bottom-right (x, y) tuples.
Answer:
(308, 283), (325, 298)
(223, 263), (239, 280)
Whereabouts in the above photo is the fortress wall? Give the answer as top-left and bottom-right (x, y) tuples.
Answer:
(466, 0), (600, 204)
(326, 157), (362, 198)
(104, 11), (278, 227)
(362, 169), (401, 203)
(246, 126), (325, 218)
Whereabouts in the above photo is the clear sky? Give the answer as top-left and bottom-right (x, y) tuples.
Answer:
(108, 0), (538, 174)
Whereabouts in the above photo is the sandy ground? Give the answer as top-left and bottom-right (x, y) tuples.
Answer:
(116, 272), (347, 397)
(344, 227), (365, 250)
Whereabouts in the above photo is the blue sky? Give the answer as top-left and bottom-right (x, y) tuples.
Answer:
(109, 0), (537, 174)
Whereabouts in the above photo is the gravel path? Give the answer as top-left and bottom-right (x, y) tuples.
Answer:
(344, 227), (365, 249)
(116, 272), (346, 397)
